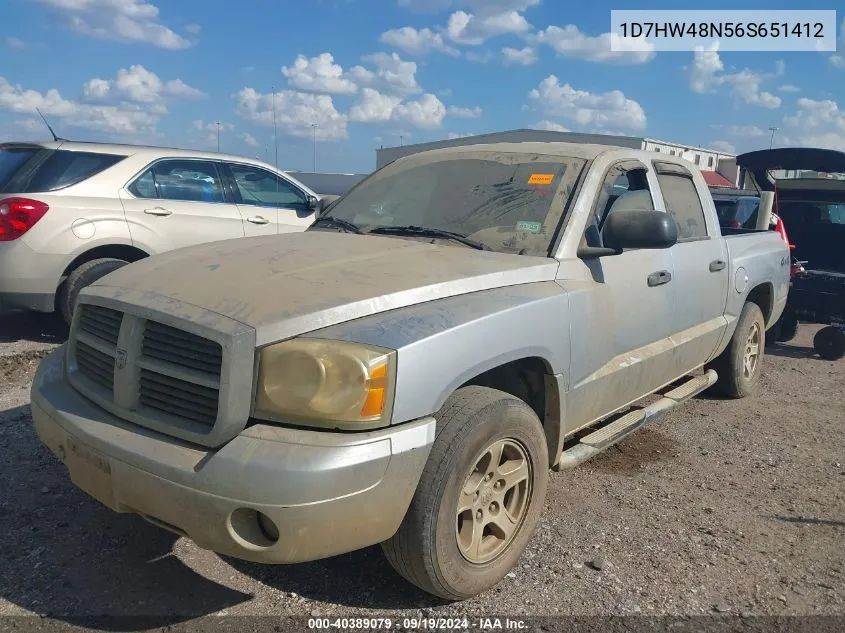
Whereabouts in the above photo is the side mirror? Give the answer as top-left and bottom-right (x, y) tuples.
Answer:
(305, 195), (320, 212)
(602, 209), (678, 251)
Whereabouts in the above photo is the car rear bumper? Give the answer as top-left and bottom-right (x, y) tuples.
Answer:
(31, 347), (435, 563)
(0, 240), (64, 312)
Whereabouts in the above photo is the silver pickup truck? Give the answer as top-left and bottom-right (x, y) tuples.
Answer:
(31, 142), (789, 600)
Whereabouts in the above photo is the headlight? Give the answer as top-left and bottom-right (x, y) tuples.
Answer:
(253, 338), (395, 429)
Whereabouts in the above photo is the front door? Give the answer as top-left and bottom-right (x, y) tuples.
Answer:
(119, 158), (245, 252)
(564, 160), (678, 433)
(225, 163), (316, 236)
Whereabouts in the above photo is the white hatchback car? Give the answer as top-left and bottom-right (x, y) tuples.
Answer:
(0, 141), (326, 324)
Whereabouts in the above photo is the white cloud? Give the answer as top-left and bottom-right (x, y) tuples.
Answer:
(536, 25), (655, 65)
(358, 52), (422, 96)
(82, 65), (205, 105)
(37, 0), (195, 49)
(779, 84), (801, 93)
(502, 46), (537, 65)
(533, 120), (570, 132)
(234, 87), (348, 141)
(185, 23), (201, 35)
(393, 94), (447, 129)
(189, 119), (234, 149)
(447, 132), (473, 139)
(281, 53), (360, 95)
(349, 88), (402, 123)
(349, 89), (446, 130)
(239, 132), (259, 147)
(774, 60), (786, 76)
(527, 75), (647, 132)
(783, 98), (845, 149)
(465, 50), (493, 63)
(398, 0), (540, 11)
(831, 55), (845, 69)
(379, 27), (460, 56)
(687, 45), (781, 109)
(0, 76), (159, 137)
(447, 9), (532, 45)
(709, 140), (736, 154)
(447, 105), (482, 118)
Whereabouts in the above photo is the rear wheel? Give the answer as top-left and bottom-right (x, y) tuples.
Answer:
(813, 326), (845, 361)
(59, 258), (128, 325)
(774, 314), (799, 343)
(381, 386), (548, 600)
(707, 301), (765, 398)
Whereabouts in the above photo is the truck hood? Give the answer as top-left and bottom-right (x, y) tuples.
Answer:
(92, 231), (560, 345)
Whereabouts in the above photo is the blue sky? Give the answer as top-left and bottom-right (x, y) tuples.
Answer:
(1, 0), (843, 173)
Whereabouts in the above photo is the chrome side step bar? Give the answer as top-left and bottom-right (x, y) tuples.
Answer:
(555, 369), (718, 470)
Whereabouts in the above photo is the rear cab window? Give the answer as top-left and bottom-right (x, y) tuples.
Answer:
(1, 148), (125, 193)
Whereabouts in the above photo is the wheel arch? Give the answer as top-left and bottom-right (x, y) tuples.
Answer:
(60, 243), (149, 281)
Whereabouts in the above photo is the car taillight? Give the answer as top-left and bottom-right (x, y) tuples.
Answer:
(0, 197), (50, 241)
(772, 215), (794, 250)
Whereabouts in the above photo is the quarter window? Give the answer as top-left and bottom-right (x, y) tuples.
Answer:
(228, 164), (307, 209)
(657, 172), (708, 239)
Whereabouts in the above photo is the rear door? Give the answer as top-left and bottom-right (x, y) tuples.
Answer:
(224, 162), (316, 236)
(653, 161), (729, 370)
(119, 159), (245, 252)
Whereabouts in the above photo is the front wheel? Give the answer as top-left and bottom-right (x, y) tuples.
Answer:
(59, 258), (129, 325)
(814, 326), (845, 361)
(707, 301), (765, 398)
(381, 386), (549, 600)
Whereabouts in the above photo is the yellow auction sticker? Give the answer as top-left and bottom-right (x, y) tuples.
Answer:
(528, 173), (554, 185)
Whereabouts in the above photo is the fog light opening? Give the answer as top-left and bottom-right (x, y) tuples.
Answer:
(228, 507), (279, 549)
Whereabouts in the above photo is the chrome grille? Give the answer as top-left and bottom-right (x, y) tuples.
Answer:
(139, 369), (219, 426)
(75, 340), (115, 392)
(78, 304), (122, 346)
(141, 320), (223, 377)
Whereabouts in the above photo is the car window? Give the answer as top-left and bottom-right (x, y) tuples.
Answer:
(582, 162), (654, 250)
(3, 149), (124, 193)
(0, 146), (40, 191)
(656, 173), (708, 239)
(229, 164), (307, 209)
(129, 160), (225, 203)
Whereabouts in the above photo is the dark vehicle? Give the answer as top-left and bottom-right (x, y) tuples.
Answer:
(738, 148), (845, 360)
(711, 188), (761, 229)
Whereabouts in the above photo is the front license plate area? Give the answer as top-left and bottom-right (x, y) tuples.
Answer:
(66, 437), (117, 510)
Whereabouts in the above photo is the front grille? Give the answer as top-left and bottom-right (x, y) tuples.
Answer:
(141, 320), (222, 376)
(139, 369), (219, 426)
(78, 304), (122, 346)
(75, 340), (115, 392)
(69, 305), (229, 437)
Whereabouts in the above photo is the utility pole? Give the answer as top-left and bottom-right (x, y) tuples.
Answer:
(214, 121), (221, 152)
(399, 135), (404, 147)
(768, 126), (779, 149)
(312, 123), (319, 172)
(272, 86), (278, 169)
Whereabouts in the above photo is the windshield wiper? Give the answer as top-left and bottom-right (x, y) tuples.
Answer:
(311, 216), (364, 234)
(368, 225), (490, 250)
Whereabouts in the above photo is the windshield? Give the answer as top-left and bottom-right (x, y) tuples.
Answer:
(317, 151), (587, 256)
(0, 146), (39, 191)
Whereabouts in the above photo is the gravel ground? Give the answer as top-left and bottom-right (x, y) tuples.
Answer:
(0, 310), (842, 626)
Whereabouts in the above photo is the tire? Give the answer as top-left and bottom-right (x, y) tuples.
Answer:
(707, 301), (765, 399)
(381, 386), (549, 600)
(813, 326), (845, 361)
(59, 258), (129, 325)
(774, 314), (799, 343)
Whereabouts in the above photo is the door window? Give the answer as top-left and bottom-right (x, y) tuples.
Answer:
(583, 161), (654, 249)
(656, 171), (708, 240)
(128, 160), (225, 203)
(228, 164), (307, 209)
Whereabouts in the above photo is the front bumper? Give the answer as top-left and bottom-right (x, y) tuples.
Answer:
(31, 347), (435, 564)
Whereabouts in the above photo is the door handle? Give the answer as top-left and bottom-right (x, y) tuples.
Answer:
(709, 259), (727, 272)
(247, 216), (269, 225)
(143, 207), (172, 216)
(647, 270), (672, 287)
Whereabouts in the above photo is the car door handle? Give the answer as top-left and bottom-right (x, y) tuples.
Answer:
(709, 259), (727, 272)
(247, 216), (269, 225)
(143, 207), (172, 216)
(647, 270), (672, 287)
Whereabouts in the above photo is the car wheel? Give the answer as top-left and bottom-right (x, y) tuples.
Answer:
(59, 258), (129, 326)
(707, 301), (765, 399)
(813, 326), (845, 361)
(381, 385), (549, 600)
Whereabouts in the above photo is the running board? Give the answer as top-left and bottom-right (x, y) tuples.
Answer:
(555, 369), (718, 470)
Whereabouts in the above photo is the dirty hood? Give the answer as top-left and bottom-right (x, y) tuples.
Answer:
(92, 231), (560, 345)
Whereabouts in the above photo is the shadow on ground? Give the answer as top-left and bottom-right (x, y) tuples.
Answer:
(0, 310), (67, 344)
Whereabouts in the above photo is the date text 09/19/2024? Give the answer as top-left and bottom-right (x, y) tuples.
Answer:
(307, 617), (528, 630)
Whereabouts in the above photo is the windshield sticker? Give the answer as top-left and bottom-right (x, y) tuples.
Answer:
(528, 173), (554, 185)
(516, 221), (542, 233)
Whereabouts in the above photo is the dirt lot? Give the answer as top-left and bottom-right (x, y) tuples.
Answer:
(0, 310), (842, 626)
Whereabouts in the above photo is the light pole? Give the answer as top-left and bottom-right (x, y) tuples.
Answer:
(272, 86), (278, 169)
(312, 123), (319, 172)
(399, 134), (404, 147)
(214, 121), (221, 152)
(768, 126), (779, 149)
